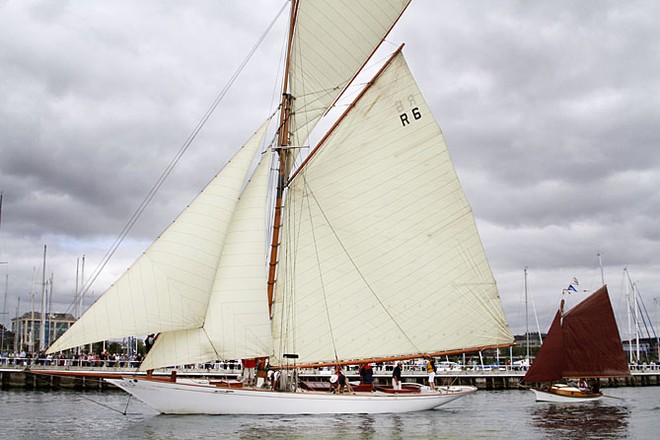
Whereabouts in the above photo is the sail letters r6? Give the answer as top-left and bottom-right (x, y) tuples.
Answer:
(399, 107), (422, 126)
(396, 96), (422, 126)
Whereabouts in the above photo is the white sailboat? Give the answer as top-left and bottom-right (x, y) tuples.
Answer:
(46, 0), (513, 415)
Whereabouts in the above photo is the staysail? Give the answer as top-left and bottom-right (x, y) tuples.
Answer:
(141, 150), (273, 370)
(524, 285), (630, 383)
(47, 122), (270, 354)
(271, 50), (513, 366)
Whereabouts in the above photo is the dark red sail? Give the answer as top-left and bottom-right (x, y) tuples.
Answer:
(524, 285), (629, 383)
(523, 310), (564, 383)
(561, 286), (629, 378)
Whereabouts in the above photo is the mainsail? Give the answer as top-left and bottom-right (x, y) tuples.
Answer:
(524, 285), (630, 383)
(271, 50), (513, 366)
(48, 122), (270, 355)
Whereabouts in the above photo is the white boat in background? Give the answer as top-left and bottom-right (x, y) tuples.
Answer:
(46, 0), (513, 415)
(529, 384), (602, 403)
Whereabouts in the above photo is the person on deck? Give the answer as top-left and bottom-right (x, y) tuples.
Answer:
(330, 366), (352, 393)
(392, 362), (403, 390)
(268, 369), (281, 390)
(359, 363), (374, 386)
(255, 357), (268, 388)
(578, 378), (587, 391)
(427, 358), (437, 391)
(145, 334), (156, 353)
(241, 358), (257, 387)
(144, 333), (158, 377)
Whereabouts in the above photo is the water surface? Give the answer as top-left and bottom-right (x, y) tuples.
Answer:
(1, 387), (657, 439)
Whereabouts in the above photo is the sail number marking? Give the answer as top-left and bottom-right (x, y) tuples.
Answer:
(396, 95), (422, 126)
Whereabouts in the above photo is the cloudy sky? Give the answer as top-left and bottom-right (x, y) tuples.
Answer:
(1, 0), (659, 341)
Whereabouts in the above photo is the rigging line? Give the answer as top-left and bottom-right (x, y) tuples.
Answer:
(302, 179), (339, 363)
(122, 394), (133, 416)
(269, 6), (289, 124)
(67, 3), (288, 313)
(303, 179), (423, 357)
(276, 198), (297, 361)
(28, 372), (135, 415)
(636, 289), (656, 339)
(275, 180), (316, 363)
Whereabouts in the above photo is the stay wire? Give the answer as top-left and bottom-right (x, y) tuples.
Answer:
(68, 3), (288, 313)
(302, 180), (339, 363)
(28, 372), (136, 416)
(122, 394), (133, 416)
(303, 180), (423, 355)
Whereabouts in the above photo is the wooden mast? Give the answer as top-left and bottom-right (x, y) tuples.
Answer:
(267, 0), (299, 315)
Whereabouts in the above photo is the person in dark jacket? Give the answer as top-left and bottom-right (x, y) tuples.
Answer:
(392, 362), (402, 390)
(359, 363), (374, 385)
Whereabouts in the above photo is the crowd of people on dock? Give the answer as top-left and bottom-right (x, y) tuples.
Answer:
(0, 350), (144, 368)
(0, 349), (252, 372)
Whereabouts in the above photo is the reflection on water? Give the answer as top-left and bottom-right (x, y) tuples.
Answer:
(530, 401), (630, 439)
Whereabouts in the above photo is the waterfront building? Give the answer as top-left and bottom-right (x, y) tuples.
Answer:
(11, 312), (75, 353)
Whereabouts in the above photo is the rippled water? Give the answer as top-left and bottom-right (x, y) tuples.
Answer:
(1, 387), (658, 439)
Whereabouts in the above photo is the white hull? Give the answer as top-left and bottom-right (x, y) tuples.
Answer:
(107, 378), (476, 415)
(531, 385), (602, 403)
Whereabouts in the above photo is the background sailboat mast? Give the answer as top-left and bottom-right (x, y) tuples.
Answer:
(0, 193), (7, 352)
(524, 267), (530, 361)
(597, 252), (605, 285)
(267, 0), (299, 315)
(39, 245), (47, 351)
(625, 268), (633, 362)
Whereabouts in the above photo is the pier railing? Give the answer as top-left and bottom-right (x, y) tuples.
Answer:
(2, 357), (659, 391)
(1, 355), (658, 376)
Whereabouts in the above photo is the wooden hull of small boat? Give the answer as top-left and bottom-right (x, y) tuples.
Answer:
(107, 378), (476, 415)
(531, 385), (602, 403)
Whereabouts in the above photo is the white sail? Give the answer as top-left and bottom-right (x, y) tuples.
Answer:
(288, 0), (410, 147)
(47, 122), (270, 354)
(141, 151), (274, 370)
(272, 52), (513, 366)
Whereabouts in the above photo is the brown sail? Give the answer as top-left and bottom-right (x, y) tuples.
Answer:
(524, 285), (629, 383)
(523, 310), (564, 383)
